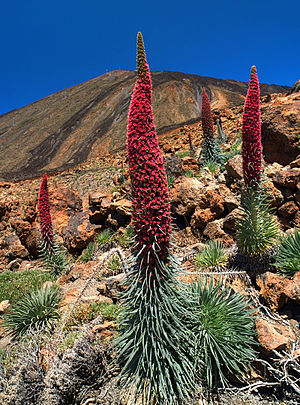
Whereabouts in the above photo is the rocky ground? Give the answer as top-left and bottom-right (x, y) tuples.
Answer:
(0, 90), (299, 404)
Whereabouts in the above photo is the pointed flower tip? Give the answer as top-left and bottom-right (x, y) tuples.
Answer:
(136, 32), (147, 79)
(251, 65), (257, 74)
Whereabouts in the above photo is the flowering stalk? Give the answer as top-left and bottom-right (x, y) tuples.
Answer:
(127, 32), (171, 281)
(201, 88), (214, 140)
(200, 88), (222, 163)
(38, 173), (53, 250)
(242, 65), (262, 187)
(116, 33), (195, 405)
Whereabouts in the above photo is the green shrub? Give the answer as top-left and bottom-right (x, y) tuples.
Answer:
(58, 331), (84, 352)
(188, 280), (257, 389)
(3, 285), (61, 338)
(195, 240), (228, 269)
(176, 150), (190, 158)
(236, 188), (279, 256)
(167, 174), (175, 189)
(274, 228), (300, 276)
(116, 226), (134, 248)
(79, 242), (97, 262)
(0, 269), (54, 305)
(107, 256), (121, 273)
(65, 302), (119, 329)
(96, 229), (114, 247)
(203, 160), (220, 174)
(184, 170), (195, 178)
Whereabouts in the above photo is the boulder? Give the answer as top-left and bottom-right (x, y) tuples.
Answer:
(278, 201), (299, 218)
(191, 208), (215, 230)
(273, 168), (300, 190)
(203, 219), (234, 245)
(163, 153), (183, 177)
(170, 177), (203, 217)
(290, 156), (300, 168)
(261, 93), (300, 165)
(190, 187), (226, 231)
(89, 193), (113, 224)
(257, 271), (300, 311)
(224, 194), (240, 212)
(97, 273), (127, 302)
(62, 211), (102, 251)
(223, 208), (242, 232)
(262, 181), (284, 208)
(181, 156), (199, 174)
(49, 186), (83, 232)
(5, 233), (29, 260)
(256, 318), (297, 352)
(225, 155), (243, 181)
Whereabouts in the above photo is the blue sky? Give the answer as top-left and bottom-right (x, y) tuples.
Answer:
(0, 0), (299, 115)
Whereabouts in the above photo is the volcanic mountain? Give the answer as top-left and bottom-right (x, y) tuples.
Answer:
(0, 70), (290, 181)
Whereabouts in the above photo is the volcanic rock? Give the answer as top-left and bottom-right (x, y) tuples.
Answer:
(256, 318), (297, 352)
(261, 93), (300, 165)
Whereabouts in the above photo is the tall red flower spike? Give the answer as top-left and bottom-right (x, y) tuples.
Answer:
(201, 88), (214, 140)
(127, 32), (171, 279)
(38, 173), (53, 248)
(242, 66), (262, 187)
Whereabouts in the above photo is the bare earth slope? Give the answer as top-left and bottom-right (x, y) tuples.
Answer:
(0, 70), (289, 181)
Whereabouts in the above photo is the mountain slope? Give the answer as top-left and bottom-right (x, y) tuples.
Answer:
(0, 70), (290, 181)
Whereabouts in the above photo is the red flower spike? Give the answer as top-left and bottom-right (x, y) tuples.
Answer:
(127, 33), (171, 279)
(201, 88), (214, 141)
(242, 65), (262, 187)
(38, 173), (53, 248)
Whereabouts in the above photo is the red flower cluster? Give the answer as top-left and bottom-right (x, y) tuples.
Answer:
(201, 88), (214, 140)
(242, 66), (262, 187)
(38, 173), (53, 248)
(127, 33), (171, 277)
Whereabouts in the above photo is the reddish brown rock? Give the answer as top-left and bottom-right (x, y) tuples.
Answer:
(89, 193), (113, 224)
(224, 194), (240, 212)
(203, 219), (234, 245)
(257, 271), (300, 311)
(170, 177), (203, 217)
(112, 199), (132, 217)
(62, 211), (102, 251)
(256, 318), (297, 352)
(163, 153), (183, 177)
(10, 219), (40, 257)
(261, 93), (300, 165)
(181, 156), (199, 174)
(190, 208), (215, 230)
(223, 208), (242, 231)
(190, 187), (226, 231)
(47, 186), (83, 233)
(262, 181), (284, 208)
(273, 168), (300, 190)
(256, 272), (287, 310)
(283, 271), (300, 305)
(225, 155), (243, 180)
(278, 201), (299, 218)
(5, 233), (29, 260)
